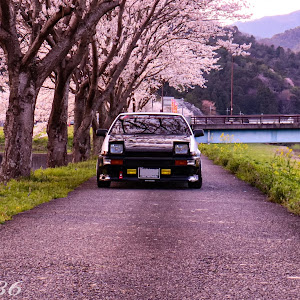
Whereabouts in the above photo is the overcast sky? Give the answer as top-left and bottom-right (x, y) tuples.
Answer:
(249, 0), (300, 20)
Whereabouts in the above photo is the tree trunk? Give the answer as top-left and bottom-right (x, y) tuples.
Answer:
(92, 114), (102, 156)
(72, 39), (98, 163)
(46, 70), (70, 168)
(0, 72), (37, 181)
(72, 91), (91, 163)
(72, 117), (91, 162)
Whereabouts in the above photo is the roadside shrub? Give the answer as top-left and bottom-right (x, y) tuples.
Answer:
(200, 141), (300, 215)
(227, 158), (242, 173)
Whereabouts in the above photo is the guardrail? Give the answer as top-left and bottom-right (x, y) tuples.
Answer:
(191, 114), (300, 129)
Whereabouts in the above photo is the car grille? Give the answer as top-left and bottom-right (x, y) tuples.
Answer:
(125, 157), (172, 167)
(124, 151), (172, 157)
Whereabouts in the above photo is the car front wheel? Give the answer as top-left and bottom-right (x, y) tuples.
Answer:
(188, 176), (202, 189)
(97, 179), (111, 188)
(97, 165), (111, 188)
(188, 165), (202, 189)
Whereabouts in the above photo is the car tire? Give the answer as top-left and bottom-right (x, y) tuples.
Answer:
(96, 162), (111, 188)
(97, 179), (111, 188)
(188, 176), (202, 189)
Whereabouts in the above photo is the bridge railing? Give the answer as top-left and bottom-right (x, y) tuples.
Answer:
(191, 114), (300, 128)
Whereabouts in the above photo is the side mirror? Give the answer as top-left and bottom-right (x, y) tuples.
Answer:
(193, 129), (204, 137)
(96, 129), (108, 137)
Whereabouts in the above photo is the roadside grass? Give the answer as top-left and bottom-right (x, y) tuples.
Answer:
(200, 140), (300, 215)
(0, 125), (83, 152)
(30, 134), (73, 153)
(31, 126), (74, 152)
(291, 143), (300, 155)
(292, 144), (300, 150)
(0, 159), (97, 223)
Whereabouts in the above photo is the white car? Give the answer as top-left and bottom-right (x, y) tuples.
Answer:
(96, 112), (204, 188)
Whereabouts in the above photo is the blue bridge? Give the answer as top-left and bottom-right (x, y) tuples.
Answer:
(191, 115), (300, 144)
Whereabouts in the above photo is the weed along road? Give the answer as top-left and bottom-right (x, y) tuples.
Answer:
(1, 157), (300, 299)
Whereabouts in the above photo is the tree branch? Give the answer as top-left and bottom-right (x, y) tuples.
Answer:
(98, 0), (125, 77)
(37, 0), (119, 87)
(21, 5), (74, 68)
(0, 0), (22, 65)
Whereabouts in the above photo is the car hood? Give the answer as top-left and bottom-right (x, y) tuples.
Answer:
(110, 135), (191, 152)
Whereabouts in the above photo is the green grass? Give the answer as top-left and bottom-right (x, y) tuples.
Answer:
(0, 126), (74, 152)
(30, 134), (74, 153)
(0, 159), (97, 223)
(0, 126), (97, 224)
(200, 141), (300, 215)
(291, 144), (300, 150)
(290, 143), (300, 155)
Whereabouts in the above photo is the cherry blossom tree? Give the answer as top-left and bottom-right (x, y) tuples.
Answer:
(46, 35), (92, 168)
(71, 0), (249, 161)
(0, 0), (120, 180)
(0, 0), (250, 175)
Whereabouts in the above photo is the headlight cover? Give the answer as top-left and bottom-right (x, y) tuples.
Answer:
(174, 143), (189, 155)
(110, 143), (124, 154)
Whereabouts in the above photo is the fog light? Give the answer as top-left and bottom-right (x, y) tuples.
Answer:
(161, 169), (171, 175)
(127, 169), (137, 175)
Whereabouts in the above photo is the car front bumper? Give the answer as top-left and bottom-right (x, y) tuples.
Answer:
(97, 155), (201, 183)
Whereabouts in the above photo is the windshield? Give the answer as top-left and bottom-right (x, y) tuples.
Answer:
(109, 115), (191, 136)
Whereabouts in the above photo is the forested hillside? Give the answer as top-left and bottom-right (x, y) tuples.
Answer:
(168, 29), (300, 115)
(260, 27), (300, 53)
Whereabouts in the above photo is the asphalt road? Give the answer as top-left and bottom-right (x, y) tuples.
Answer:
(0, 156), (300, 299)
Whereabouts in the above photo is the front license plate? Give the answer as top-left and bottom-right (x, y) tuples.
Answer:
(138, 167), (160, 179)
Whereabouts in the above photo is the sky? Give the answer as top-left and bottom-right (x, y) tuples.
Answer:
(248, 0), (300, 20)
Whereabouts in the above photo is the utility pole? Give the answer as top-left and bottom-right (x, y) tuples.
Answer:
(161, 80), (164, 112)
(230, 54), (234, 116)
(218, 36), (251, 116)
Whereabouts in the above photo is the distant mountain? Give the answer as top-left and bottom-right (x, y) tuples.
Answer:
(235, 10), (300, 38)
(260, 27), (300, 52)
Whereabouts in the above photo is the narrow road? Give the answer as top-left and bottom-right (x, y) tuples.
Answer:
(1, 156), (300, 299)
